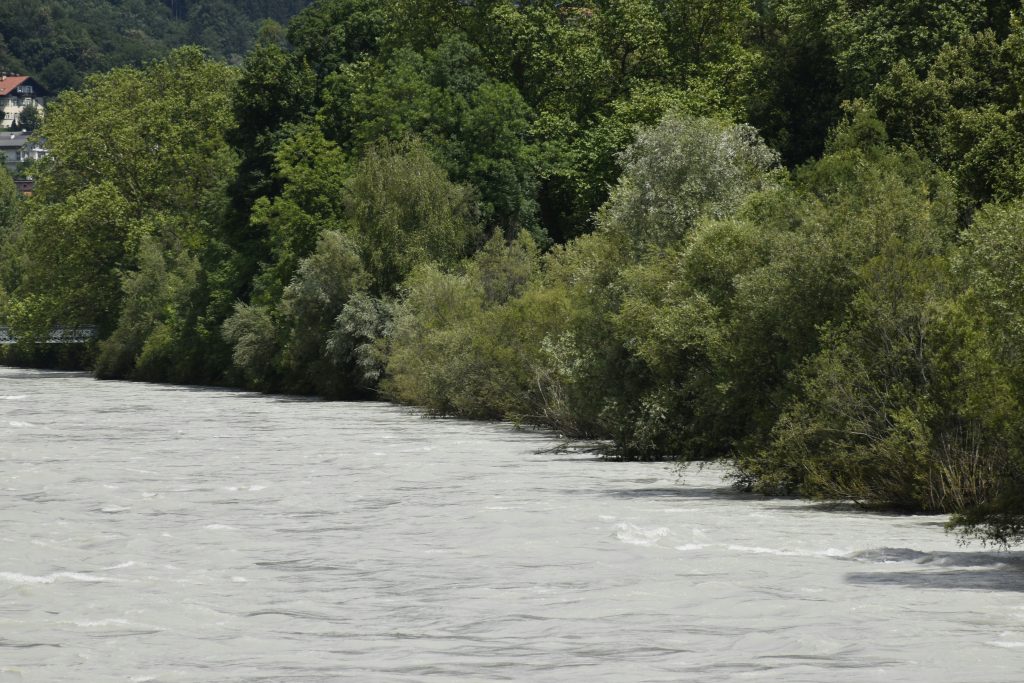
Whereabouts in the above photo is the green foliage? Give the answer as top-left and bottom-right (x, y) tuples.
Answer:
(748, 0), (1015, 165)
(11, 48), (237, 378)
(247, 125), (350, 302)
(322, 35), (540, 235)
(17, 183), (134, 331)
(8, 0), (1024, 544)
(13, 103), (41, 132)
(726, 113), (1020, 524)
(222, 301), (278, 388)
(825, 0), (988, 97)
(95, 233), (201, 381)
(0, 171), (21, 314)
(226, 38), (318, 239)
(598, 112), (781, 253)
(384, 231), (564, 421)
(385, 113), (781, 455)
(278, 230), (369, 395)
(946, 200), (1024, 544)
(327, 292), (394, 390)
(0, 1), (312, 91)
(343, 139), (482, 293)
(285, 0), (391, 78)
(873, 17), (1024, 210)
(224, 135), (478, 395)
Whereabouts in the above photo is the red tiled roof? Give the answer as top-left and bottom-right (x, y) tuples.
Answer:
(0, 76), (30, 96)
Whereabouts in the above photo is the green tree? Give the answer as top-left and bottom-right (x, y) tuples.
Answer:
(277, 229), (369, 395)
(0, 1), (313, 92)
(11, 47), (237, 372)
(873, 17), (1024, 211)
(344, 139), (482, 293)
(948, 200), (1024, 544)
(14, 102), (41, 131)
(321, 35), (541, 236)
(0, 170), (21, 316)
(598, 112), (781, 254)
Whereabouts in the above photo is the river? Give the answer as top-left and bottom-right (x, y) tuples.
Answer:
(2, 367), (1023, 681)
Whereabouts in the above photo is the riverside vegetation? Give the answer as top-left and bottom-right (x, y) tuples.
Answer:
(3, 0), (1024, 546)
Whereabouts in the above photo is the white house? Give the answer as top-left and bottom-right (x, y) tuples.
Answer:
(0, 75), (47, 128)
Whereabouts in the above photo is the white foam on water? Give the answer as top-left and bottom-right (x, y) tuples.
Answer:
(843, 548), (1009, 569)
(227, 482), (269, 492)
(988, 641), (1024, 649)
(231, 576), (248, 583)
(103, 561), (136, 571)
(72, 619), (130, 628)
(675, 543), (709, 552)
(7, 421), (33, 428)
(1, 395), (27, 400)
(728, 544), (851, 558)
(729, 544), (786, 555)
(614, 523), (670, 546)
(99, 506), (130, 514)
(205, 524), (235, 531)
(0, 571), (110, 584)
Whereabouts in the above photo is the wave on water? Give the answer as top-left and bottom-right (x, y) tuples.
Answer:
(1, 395), (27, 400)
(727, 544), (851, 558)
(614, 523), (670, 546)
(844, 547), (1024, 569)
(69, 619), (130, 628)
(102, 561), (136, 571)
(0, 571), (110, 584)
(675, 543), (709, 551)
(987, 634), (1024, 651)
(7, 421), (34, 428)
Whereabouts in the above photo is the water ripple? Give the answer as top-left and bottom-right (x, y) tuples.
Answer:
(3, 367), (1024, 682)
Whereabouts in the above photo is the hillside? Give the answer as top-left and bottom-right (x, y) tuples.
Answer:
(0, 0), (312, 91)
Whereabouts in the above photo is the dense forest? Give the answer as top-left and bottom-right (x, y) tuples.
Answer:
(0, 0), (312, 90)
(3, 0), (1024, 546)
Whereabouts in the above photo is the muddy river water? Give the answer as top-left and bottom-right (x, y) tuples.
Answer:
(2, 367), (1023, 681)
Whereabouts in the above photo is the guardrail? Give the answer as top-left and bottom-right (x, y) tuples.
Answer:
(0, 326), (98, 345)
